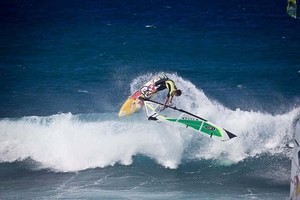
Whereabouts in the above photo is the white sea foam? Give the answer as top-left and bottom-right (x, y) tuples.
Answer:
(0, 112), (185, 172)
(0, 73), (299, 172)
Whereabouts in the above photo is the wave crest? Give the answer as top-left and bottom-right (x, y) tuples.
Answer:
(0, 74), (299, 172)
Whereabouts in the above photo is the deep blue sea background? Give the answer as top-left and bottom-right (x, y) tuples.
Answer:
(1, 0), (300, 199)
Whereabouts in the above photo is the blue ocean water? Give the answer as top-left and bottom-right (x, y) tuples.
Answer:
(0, 0), (300, 199)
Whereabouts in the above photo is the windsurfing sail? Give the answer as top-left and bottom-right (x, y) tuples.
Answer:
(290, 114), (300, 200)
(141, 98), (237, 141)
(287, 0), (297, 19)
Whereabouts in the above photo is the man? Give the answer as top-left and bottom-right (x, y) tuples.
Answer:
(154, 78), (182, 110)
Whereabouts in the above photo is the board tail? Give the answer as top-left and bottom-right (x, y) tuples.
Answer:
(224, 129), (237, 139)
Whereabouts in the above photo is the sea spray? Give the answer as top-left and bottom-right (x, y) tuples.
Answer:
(0, 74), (299, 172)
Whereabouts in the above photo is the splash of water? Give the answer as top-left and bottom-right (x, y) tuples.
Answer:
(0, 73), (299, 172)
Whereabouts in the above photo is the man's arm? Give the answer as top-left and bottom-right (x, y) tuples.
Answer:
(169, 96), (173, 106)
(161, 96), (169, 111)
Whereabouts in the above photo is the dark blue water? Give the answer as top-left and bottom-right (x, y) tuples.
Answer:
(1, 0), (300, 199)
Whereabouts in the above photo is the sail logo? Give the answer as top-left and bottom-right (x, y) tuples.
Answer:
(204, 125), (216, 131)
(182, 117), (199, 121)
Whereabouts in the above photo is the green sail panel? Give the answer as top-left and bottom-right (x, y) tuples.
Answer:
(166, 118), (223, 138)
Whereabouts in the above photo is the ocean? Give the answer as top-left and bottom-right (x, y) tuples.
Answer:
(1, 0), (300, 199)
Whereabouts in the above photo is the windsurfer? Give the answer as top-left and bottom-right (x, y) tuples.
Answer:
(153, 78), (182, 110)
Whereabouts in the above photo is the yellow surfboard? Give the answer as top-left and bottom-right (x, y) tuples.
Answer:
(118, 90), (144, 117)
(118, 74), (167, 117)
